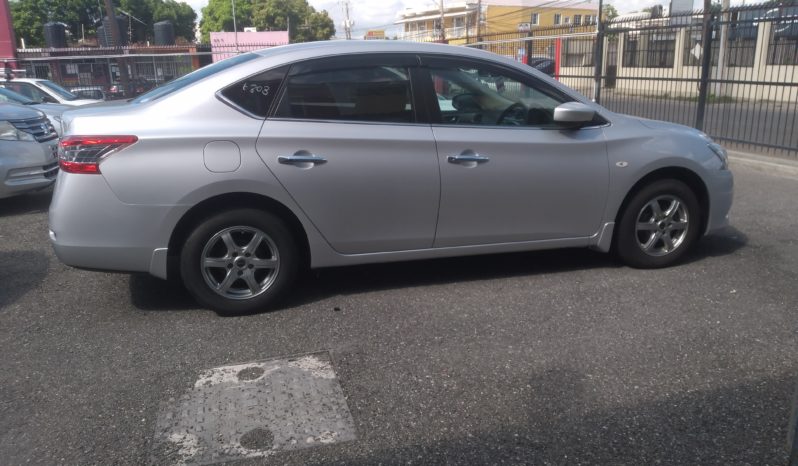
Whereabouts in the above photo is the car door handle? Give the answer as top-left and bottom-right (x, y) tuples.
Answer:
(277, 154), (328, 165)
(447, 153), (490, 164)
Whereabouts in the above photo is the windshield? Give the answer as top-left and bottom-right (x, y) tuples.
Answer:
(38, 80), (79, 101)
(0, 87), (36, 104)
(132, 52), (262, 104)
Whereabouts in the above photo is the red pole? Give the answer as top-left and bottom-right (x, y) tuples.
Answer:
(0, 0), (19, 70)
(554, 38), (561, 81)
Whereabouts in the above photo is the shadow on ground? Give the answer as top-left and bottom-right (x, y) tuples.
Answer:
(0, 251), (49, 310)
(0, 190), (52, 217)
(128, 226), (746, 314)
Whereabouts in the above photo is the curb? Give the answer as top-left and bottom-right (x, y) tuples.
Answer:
(728, 150), (798, 179)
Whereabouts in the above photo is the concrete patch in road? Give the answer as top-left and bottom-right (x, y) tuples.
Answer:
(151, 352), (355, 465)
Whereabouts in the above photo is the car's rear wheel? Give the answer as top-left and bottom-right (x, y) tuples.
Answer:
(616, 179), (700, 268)
(180, 209), (298, 314)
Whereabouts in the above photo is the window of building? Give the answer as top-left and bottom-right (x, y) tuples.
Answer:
(554, 13), (561, 25)
(564, 16), (571, 24)
(274, 66), (414, 123)
(573, 15), (582, 26)
(531, 13), (539, 25)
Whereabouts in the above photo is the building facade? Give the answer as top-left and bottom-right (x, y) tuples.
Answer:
(396, 0), (598, 42)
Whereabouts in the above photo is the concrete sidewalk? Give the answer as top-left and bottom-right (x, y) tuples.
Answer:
(728, 150), (798, 179)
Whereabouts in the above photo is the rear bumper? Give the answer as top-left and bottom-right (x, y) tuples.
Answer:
(49, 172), (187, 277)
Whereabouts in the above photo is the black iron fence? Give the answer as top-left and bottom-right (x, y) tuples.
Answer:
(11, 42), (284, 99)
(461, 3), (798, 157)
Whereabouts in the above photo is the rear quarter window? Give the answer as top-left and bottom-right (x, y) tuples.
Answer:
(220, 65), (289, 118)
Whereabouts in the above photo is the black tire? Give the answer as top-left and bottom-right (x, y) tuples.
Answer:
(180, 208), (299, 315)
(615, 179), (701, 269)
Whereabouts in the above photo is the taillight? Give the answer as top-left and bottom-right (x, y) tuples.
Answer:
(58, 135), (138, 174)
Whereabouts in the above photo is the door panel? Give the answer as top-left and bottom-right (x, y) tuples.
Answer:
(433, 126), (609, 247)
(257, 121), (440, 254)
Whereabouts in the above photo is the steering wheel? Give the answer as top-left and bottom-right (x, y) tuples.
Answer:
(496, 103), (527, 126)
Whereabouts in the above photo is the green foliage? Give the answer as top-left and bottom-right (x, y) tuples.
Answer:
(9, 0), (197, 47)
(602, 4), (619, 20)
(199, 0), (335, 43)
(10, 0), (96, 47)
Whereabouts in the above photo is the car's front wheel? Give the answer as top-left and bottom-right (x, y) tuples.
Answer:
(616, 179), (701, 268)
(180, 209), (299, 314)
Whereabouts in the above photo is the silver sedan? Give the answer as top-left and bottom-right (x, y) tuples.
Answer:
(49, 41), (733, 314)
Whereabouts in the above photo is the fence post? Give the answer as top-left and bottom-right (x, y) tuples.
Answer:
(593, 0), (604, 104)
(695, 0), (714, 131)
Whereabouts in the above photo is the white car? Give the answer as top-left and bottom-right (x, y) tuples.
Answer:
(0, 79), (101, 106)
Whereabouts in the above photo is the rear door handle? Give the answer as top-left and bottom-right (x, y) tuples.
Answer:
(278, 154), (328, 166)
(447, 153), (490, 164)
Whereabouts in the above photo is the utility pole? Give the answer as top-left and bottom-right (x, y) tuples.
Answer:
(439, 0), (446, 42)
(592, 0), (604, 103)
(341, 1), (353, 40)
(232, 0), (238, 52)
(715, 0), (731, 96)
(695, 0), (713, 131)
(103, 0), (129, 96)
(476, 0), (482, 42)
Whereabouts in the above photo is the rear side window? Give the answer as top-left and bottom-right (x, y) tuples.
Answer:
(273, 66), (414, 123)
(220, 65), (289, 118)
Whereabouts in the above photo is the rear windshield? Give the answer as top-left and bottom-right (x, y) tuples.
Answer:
(132, 53), (262, 104)
(39, 80), (79, 101)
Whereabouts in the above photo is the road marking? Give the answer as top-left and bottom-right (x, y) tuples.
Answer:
(151, 352), (356, 465)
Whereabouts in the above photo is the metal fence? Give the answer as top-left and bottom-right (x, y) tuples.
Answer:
(460, 3), (798, 157)
(12, 42), (284, 99)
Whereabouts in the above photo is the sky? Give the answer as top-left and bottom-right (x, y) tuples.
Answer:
(183, 0), (696, 38)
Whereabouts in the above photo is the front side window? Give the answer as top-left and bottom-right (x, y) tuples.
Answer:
(220, 65), (289, 118)
(38, 80), (78, 101)
(430, 63), (571, 128)
(274, 66), (414, 123)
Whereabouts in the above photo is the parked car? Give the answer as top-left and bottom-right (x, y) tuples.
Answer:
(527, 56), (556, 76)
(50, 41), (733, 314)
(0, 78), (101, 106)
(0, 87), (70, 135)
(0, 103), (59, 199)
(69, 86), (107, 101)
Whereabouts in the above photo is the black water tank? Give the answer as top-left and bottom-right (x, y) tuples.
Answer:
(43, 22), (67, 48)
(154, 21), (175, 46)
(98, 16), (129, 46)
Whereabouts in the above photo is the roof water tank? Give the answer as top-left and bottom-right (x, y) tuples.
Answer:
(154, 21), (175, 46)
(44, 22), (67, 48)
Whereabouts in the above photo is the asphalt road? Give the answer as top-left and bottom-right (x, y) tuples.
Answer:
(1, 163), (797, 465)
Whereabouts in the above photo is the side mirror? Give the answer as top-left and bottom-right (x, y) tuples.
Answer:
(553, 102), (596, 129)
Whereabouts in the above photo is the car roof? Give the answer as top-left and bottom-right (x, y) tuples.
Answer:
(252, 40), (519, 65)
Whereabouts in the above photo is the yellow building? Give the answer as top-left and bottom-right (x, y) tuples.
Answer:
(395, 0), (598, 42)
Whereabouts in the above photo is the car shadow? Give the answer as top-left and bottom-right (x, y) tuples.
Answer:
(0, 189), (52, 217)
(0, 250), (49, 310)
(128, 227), (748, 314)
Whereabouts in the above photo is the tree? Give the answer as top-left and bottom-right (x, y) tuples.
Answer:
(199, 0), (254, 43)
(199, 0), (335, 43)
(10, 0), (96, 47)
(10, 0), (197, 47)
(251, 0), (334, 42)
(602, 4), (619, 21)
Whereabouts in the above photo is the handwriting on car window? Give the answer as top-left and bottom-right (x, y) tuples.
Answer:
(241, 83), (270, 96)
